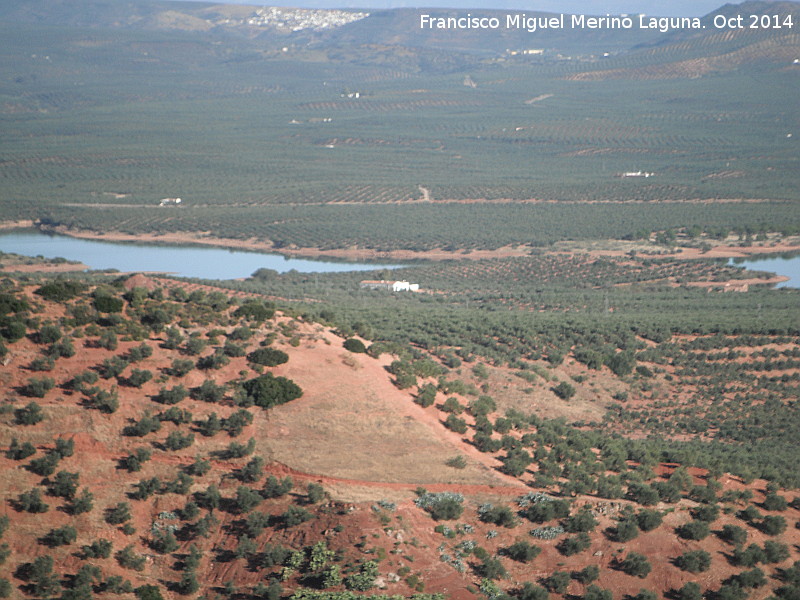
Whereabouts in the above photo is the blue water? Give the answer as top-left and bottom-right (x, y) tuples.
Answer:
(0, 231), (403, 279)
(730, 254), (800, 288)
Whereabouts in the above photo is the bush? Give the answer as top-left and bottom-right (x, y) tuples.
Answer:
(636, 509), (663, 531)
(6, 438), (36, 460)
(234, 301), (274, 322)
(344, 560), (378, 591)
(763, 492), (788, 511)
(477, 556), (507, 580)
(343, 338), (367, 353)
(479, 504), (518, 528)
(93, 295), (123, 313)
(543, 571), (570, 594)
(155, 385), (188, 405)
(22, 378), (54, 399)
(557, 532), (591, 556)
(105, 502), (132, 525)
(505, 540), (541, 563)
(242, 373), (303, 409)
(617, 552), (651, 578)
(677, 520), (710, 540)
(263, 475), (293, 498)
(563, 509), (598, 533)
(48, 470), (79, 499)
(17, 488), (48, 513)
(572, 565), (599, 584)
(307, 482), (325, 503)
(719, 524), (747, 545)
(281, 505), (313, 527)
(42, 525), (77, 547)
(416, 491), (464, 521)
(117, 545), (146, 571)
(675, 582), (702, 600)
(444, 414), (468, 434)
(164, 431), (194, 451)
(675, 550), (711, 573)
(81, 539), (112, 559)
(168, 358), (194, 377)
(35, 281), (85, 302)
(761, 515), (787, 536)
(191, 380), (226, 403)
(15, 401), (45, 424)
(613, 519), (639, 542)
(552, 381), (575, 400)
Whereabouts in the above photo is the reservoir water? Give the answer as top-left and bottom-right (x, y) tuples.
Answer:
(0, 232), (403, 279)
(730, 254), (800, 288)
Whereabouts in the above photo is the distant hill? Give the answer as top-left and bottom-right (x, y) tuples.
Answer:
(1, 0), (798, 72)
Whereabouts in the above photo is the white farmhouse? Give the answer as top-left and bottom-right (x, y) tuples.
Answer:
(360, 280), (420, 292)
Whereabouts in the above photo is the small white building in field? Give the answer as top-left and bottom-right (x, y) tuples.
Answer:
(360, 280), (419, 292)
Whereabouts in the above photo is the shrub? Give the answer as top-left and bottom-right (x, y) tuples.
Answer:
(343, 338), (367, 353)
(155, 385), (187, 405)
(15, 401), (45, 424)
(125, 368), (153, 388)
(557, 532), (591, 556)
(719, 524), (747, 546)
(552, 381), (575, 400)
(28, 453), (60, 477)
(415, 491), (464, 521)
(444, 415), (468, 434)
(635, 509), (662, 531)
(81, 539), (112, 559)
(572, 564), (599, 584)
(763, 540), (790, 563)
(763, 493), (788, 511)
(22, 378), (54, 399)
(344, 560), (379, 592)
(168, 358), (194, 377)
(35, 281), (85, 302)
(242, 373), (303, 409)
(6, 438), (36, 460)
(477, 556), (507, 580)
(307, 482), (325, 503)
(282, 505), (313, 527)
(263, 475), (293, 498)
(761, 515), (787, 536)
(618, 552), (651, 578)
(479, 504), (518, 528)
(117, 545), (146, 571)
(543, 571), (570, 594)
(235, 456), (263, 483)
(191, 380), (226, 403)
(47, 470), (79, 499)
(234, 302), (274, 322)
(505, 540), (541, 563)
(613, 518), (639, 542)
(164, 431), (194, 451)
(17, 488), (48, 513)
(675, 550), (711, 573)
(105, 502), (132, 525)
(675, 582), (702, 600)
(42, 525), (77, 547)
(677, 520), (710, 540)
(124, 412), (161, 437)
(445, 455), (467, 469)
(93, 295), (123, 313)
(563, 509), (598, 533)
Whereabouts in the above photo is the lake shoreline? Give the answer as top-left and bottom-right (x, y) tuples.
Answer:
(9, 221), (800, 264)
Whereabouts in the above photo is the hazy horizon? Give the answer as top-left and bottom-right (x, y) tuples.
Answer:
(166, 0), (783, 18)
